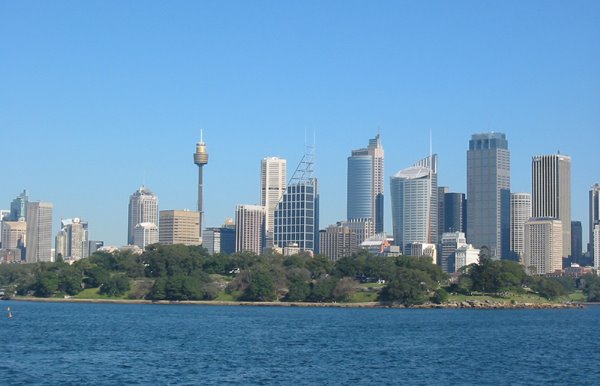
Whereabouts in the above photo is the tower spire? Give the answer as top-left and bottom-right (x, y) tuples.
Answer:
(194, 131), (209, 244)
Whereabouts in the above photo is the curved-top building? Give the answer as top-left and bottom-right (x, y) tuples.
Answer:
(390, 157), (437, 255)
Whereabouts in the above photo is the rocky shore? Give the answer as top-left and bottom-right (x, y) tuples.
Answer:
(8, 296), (585, 309)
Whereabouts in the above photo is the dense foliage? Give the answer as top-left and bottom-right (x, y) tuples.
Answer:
(0, 244), (589, 304)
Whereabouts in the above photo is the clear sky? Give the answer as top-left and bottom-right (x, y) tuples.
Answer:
(1, 1), (599, 248)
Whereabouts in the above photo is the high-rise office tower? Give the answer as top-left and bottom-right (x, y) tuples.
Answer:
(1, 219), (27, 261)
(390, 154), (438, 254)
(193, 132), (209, 243)
(25, 202), (53, 263)
(338, 218), (374, 246)
(571, 221), (582, 262)
(203, 226), (236, 255)
(589, 184), (600, 258)
(467, 132), (510, 259)
(274, 148), (319, 254)
(86, 241), (104, 257)
(347, 134), (384, 233)
(319, 224), (358, 261)
(9, 190), (29, 221)
(444, 192), (467, 233)
(437, 187), (449, 239)
(55, 218), (89, 261)
(510, 192), (532, 263)
(532, 154), (571, 258)
(159, 210), (201, 246)
(133, 222), (158, 249)
(235, 204), (265, 255)
(128, 186), (159, 245)
(594, 224), (600, 270)
(440, 231), (467, 273)
(260, 157), (286, 248)
(524, 217), (563, 274)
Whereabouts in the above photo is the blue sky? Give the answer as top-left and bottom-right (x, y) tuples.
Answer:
(1, 1), (599, 247)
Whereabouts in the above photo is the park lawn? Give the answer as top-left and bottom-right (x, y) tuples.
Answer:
(73, 287), (129, 300)
(215, 291), (239, 301)
(568, 291), (586, 302)
(349, 291), (379, 303)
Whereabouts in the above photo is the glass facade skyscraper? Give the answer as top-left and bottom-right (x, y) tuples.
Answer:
(274, 148), (319, 254)
(390, 154), (438, 254)
(9, 190), (29, 221)
(347, 135), (384, 233)
(466, 132), (511, 259)
(274, 179), (319, 253)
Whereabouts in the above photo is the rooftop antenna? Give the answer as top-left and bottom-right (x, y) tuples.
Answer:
(429, 129), (433, 160)
(200, 128), (204, 144)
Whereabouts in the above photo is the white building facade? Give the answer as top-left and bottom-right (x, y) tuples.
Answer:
(524, 217), (563, 275)
(510, 192), (532, 263)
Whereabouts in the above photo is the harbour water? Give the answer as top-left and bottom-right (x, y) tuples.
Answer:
(1, 300), (599, 385)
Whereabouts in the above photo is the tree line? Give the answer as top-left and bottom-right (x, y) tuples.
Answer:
(0, 244), (595, 305)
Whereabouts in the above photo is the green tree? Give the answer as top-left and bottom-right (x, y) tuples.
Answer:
(431, 288), (449, 304)
(242, 269), (276, 301)
(285, 267), (311, 302)
(308, 276), (338, 302)
(379, 268), (431, 306)
(582, 274), (600, 302)
(332, 277), (359, 302)
(529, 277), (567, 300)
(33, 271), (59, 297)
(58, 265), (83, 295)
(99, 274), (131, 296)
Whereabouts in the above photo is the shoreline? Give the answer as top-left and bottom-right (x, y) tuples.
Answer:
(6, 296), (585, 309)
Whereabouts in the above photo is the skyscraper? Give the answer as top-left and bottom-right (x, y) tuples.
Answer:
(589, 183), (600, 258)
(466, 132), (510, 259)
(25, 202), (53, 263)
(437, 186), (449, 239)
(235, 204), (265, 255)
(319, 224), (358, 261)
(390, 154), (438, 254)
(444, 192), (467, 234)
(159, 210), (201, 246)
(274, 148), (319, 253)
(594, 224), (600, 270)
(531, 154), (571, 258)
(133, 222), (159, 249)
(193, 132), (209, 243)
(338, 218), (374, 246)
(1, 219), (26, 261)
(571, 221), (582, 262)
(510, 192), (532, 263)
(347, 134), (384, 233)
(524, 217), (563, 275)
(203, 226), (236, 255)
(261, 157), (286, 248)
(55, 218), (88, 261)
(440, 231), (467, 273)
(127, 186), (158, 245)
(9, 190), (29, 221)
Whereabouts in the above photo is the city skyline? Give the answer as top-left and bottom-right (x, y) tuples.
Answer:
(1, 2), (598, 247)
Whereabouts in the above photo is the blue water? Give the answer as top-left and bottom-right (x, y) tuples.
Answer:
(1, 301), (599, 385)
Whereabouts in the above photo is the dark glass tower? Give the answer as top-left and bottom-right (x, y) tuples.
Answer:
(466, 132), (510, 259)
